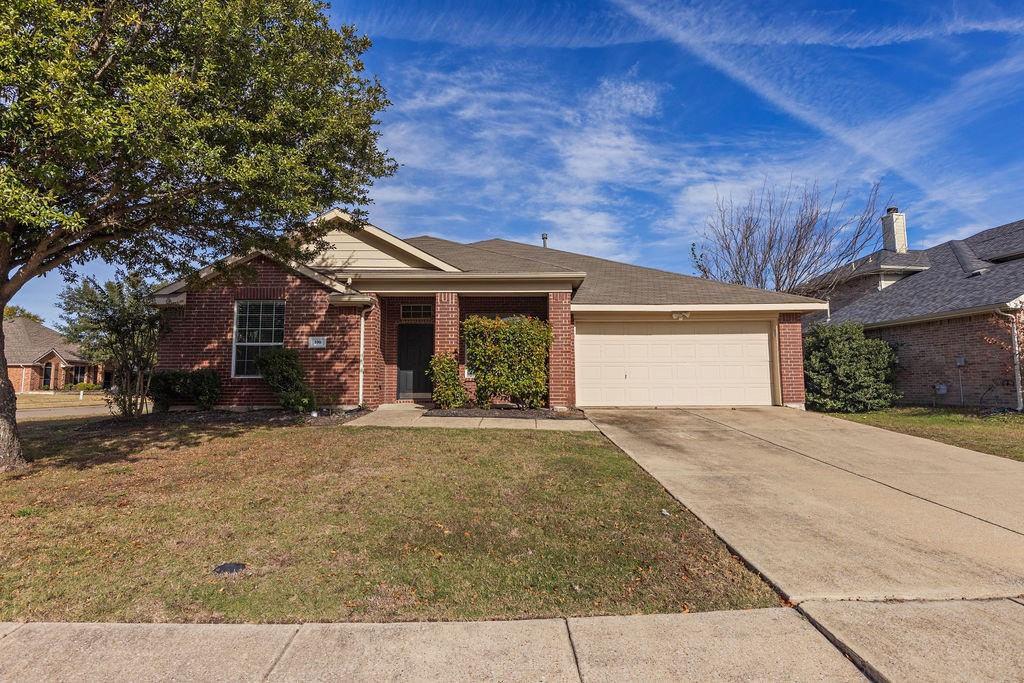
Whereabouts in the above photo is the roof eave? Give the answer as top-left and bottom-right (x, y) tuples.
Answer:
(860, 298), (1024, 329)
(571, 302), (829, 313)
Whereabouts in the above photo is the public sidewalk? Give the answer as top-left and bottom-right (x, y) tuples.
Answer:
(344, 404), (599, 431)
(0, 608), (861, 682)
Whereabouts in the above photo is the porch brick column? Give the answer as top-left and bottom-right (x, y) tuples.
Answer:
(778, 312), (806, 408)
(434, 292), (460, 357)
(548, 291), (575, 408)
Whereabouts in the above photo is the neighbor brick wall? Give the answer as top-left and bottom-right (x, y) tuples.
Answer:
(548, 291), (575, 408)
(778, 312), (806, 406)
(156, 256), (364, 407)
(868, 313), (1019, 409)
(6, 365), (41, 392)
(826, 274), (881, 313)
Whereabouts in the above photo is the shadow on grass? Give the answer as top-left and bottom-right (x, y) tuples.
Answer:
(11, 410), (304, 476)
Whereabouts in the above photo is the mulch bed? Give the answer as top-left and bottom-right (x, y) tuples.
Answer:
(424, 406), (587, 420)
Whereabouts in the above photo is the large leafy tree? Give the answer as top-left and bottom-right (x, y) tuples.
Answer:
(0, 0), (396, 469)
(3, 305), (43, 322)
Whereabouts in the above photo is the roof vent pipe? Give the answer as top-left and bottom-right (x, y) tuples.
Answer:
(541, 233), (548, 248)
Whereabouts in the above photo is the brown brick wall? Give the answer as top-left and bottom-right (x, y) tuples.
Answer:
(156, 256), (364, 407)
(7, 365), (41, 392)
(868, 314), (1019, 409)
(379, 296), (435, 402)
(826, 274), (880, 313)
(8, 361), (104, 393)
(434, 292), (459, 357)
(778, 312), (806, 406)
(548, 291), (575, 408)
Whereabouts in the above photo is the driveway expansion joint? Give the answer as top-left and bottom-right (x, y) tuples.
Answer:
(682, 409), (1024, 539)
(562, 618), (585, 683)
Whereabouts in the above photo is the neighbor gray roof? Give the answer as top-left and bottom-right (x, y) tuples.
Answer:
(3, 316), (88, 365)
(406, 236), (822, 306)
(829, 219), (1024, 327)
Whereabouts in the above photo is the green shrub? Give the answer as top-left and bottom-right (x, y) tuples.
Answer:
(279, 386), (318, 413)
(804, 322), (900, 412)
(462, 315), (552, 409)
(427, 354), (468, 409)
(149, 369), (221, 411)
(149, 370), (191, 412)
(255, 347), (317, 412)
(187, 369), (221, 410)
(68, 382), (103, 392)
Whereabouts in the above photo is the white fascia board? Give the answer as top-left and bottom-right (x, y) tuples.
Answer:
(571, 302), (829, 313)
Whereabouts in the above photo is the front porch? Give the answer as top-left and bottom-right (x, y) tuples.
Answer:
(373, 292), (574, 408)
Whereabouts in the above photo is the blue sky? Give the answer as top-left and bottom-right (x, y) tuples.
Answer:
(14, 0), (1024, 324)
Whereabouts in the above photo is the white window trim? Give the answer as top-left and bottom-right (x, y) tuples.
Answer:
(231, 300), (285, 378)
(401, 303), (433, 320)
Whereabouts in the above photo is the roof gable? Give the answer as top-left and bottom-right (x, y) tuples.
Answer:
(313, 210), (460, 272)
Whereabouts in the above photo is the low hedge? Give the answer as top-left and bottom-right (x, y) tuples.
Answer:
(149, 369), (221, 411)
(462, 315), (551, 409)
(66, 382), (103, 392)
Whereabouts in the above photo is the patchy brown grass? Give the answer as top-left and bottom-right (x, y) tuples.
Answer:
(1, 413), (779, 623)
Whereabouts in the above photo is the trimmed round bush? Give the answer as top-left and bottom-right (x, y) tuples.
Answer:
(255, 347), (317, 412)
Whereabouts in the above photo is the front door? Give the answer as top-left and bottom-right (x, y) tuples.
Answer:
(397, 324), (434, 399)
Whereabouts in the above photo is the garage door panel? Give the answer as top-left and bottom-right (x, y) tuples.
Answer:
(576, 321), (773, 406)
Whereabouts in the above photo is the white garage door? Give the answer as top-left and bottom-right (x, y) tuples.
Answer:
(575, 321), (773, 406)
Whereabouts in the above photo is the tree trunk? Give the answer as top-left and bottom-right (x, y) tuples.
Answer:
(0, 322), (26, 471)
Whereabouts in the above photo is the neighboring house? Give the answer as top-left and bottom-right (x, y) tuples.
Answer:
(3, 316), (107, 392)
(153, 209), (826, 409)
(825, 208), (1024, 410)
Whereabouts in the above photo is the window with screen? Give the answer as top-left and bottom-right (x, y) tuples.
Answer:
(401, 304), (432, 319)
(233, 301), (285, 377)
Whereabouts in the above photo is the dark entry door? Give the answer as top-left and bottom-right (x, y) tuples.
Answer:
(397, 324), (433, 399)
(42, 363), (52, 389)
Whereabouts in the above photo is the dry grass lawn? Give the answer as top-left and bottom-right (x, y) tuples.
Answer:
(837, 407), (1024, 462)
(16, 392), (108, 410)
(1, 413), (779, 623)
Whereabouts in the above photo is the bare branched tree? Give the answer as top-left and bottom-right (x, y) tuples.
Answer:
(691, 180), (882, 296)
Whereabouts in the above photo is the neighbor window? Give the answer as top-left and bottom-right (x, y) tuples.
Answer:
(71, 366), (87, 384)
(401, 304), (432, 319)
(233, 301), (285, 377)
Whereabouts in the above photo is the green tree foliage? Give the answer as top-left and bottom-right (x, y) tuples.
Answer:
(255, 347), (316, 412)
(804, 322), (900, 412)
(427, 353), (468, 409)
(58, 274), (161, 417)
(0, 0), (394, 467)
(462, 316), (552, 409)
(3, 306), (43, 323)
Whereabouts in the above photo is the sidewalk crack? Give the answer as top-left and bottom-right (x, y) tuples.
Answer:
(563, 618), (585, 683)
(261, 625), (301, 682)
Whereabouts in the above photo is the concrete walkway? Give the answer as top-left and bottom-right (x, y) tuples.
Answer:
(588, 406), (1024, 681)
(345, 404), (598, 431)
(0, 609), (862, 682)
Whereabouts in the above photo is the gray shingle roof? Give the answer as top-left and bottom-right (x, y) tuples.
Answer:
(3, 317), (88, 365)
(829, 219), (1024, 326)
(408, 237), (820, 306)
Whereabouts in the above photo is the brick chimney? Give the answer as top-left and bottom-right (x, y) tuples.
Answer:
(881, 207), (908, 253)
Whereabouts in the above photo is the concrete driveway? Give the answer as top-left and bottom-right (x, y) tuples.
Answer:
(589, 407), (1024, 680)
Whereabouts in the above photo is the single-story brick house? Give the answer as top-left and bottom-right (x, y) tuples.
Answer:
(153, 210), (826, 409)
(3, 316), (107, 392)
(825, 208), (1024, 410)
